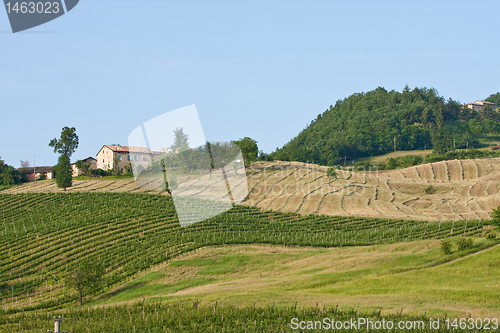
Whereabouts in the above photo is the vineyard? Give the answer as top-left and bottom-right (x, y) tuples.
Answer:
(1, 300), (496, 332)
(0, 192), (488, 315)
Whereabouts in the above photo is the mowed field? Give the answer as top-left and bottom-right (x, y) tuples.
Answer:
(243, 158), (500, 221)
(3, 158), (500, 222)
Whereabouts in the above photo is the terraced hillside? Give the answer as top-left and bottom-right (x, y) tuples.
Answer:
(243, 158), (500, 221)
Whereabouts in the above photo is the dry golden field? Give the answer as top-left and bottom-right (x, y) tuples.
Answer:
(242, 159), (500, 221)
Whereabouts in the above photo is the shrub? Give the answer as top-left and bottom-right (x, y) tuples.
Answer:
(458, 238), (473, 251)
(94, 169), (108, 177)
(385, 158), (398, 170)
(353, 161), (374, 172)
(487, 233), (497, 240)
(492, 206), (500, 230)
(424, 185), (437, 195)
(440, 240), (452, 255)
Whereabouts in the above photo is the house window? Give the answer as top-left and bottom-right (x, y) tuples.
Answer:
(143, 157), (146, 161)
(134, 156), (138, 161)
(102, 159), (104, 163)
(118, 156), (122, 161)
(127, 155), (131, 161)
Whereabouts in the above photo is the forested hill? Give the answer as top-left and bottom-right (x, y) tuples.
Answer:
(268, 86), (473, 165)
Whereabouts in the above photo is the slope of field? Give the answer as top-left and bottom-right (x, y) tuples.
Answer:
(90, 240), (500, 318)
(243, 158), (500, 221)
(0, 192), (485, 314)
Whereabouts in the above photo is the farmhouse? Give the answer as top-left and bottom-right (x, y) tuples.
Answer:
(96, 145), (161, 173)
(18, 166), (54, 181)
(464, 100), (497, 112)
(71, 157), (97, 177)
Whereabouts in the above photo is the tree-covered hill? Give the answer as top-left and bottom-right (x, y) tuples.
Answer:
(267, 86), (494, 166)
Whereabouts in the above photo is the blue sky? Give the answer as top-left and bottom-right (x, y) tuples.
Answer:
(1, 0), (499, 168)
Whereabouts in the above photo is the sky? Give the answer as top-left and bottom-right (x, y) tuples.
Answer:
(1, 0), (499, 168)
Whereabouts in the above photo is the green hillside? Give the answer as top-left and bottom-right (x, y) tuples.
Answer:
(267, 87), (500, 165)
(0, 192), (488, 313)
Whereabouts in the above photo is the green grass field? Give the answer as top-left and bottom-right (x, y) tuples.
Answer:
(87, 239), (500, 318)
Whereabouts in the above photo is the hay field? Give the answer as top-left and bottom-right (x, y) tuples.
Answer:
(242, 159), (500, 221)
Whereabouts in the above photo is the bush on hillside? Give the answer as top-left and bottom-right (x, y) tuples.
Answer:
(441, 240), (452, 255)
(457, 238), (473, 251)
(424, 185), (437, 195)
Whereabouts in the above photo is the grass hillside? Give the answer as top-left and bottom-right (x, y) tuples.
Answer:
(243, 158), (500, 221)
(0, 192), (488, 313)
(91, 241), (500, 318)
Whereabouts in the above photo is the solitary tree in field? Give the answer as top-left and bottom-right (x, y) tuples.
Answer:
(55, 155), (73, 190)
(232, 137), (258, 166)
(67, 259), (104, 306)
(49, 127), (79, 190)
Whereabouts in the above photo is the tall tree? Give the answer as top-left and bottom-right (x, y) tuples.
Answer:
(55, 154), (72, 190)
(442, 98), (461, 122)
(431, 128), (454, 154)
(171, 127), (189, 153)
(49, 127), (79, 158)
(49, 127), (79, 190)
(233, 137), (258, 166)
